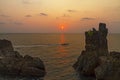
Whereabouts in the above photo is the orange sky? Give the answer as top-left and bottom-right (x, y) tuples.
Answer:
(0, 0), (120, 33)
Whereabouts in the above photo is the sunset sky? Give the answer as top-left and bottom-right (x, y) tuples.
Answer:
(0, 0), (120, 33)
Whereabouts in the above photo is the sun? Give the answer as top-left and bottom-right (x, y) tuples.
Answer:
(61, 26), (64, 30)
(59, 23), (66, 31)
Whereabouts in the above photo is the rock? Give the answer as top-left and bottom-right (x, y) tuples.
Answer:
(73, 23), (120, 80)
(0, 39), (46, 79)
(73, 23), (109, 76)
(110, 51), (120, 59)
(20, 55), (46, 77)
(0, 39), (14, 52)
(85, 23), (108, 56)
(94, 51), (120, 80)
(0, 39), (14, 57)
(95, 52), (120, 80)
(73, 50), (99, 76)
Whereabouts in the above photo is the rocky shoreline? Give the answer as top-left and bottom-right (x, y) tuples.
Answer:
(0, 39), (46, 80)
(0, 23), (119, 80)
(73, 23), (120, 80)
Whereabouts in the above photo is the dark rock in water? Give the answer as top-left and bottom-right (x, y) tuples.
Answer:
(73, 23), (109, 76)
(0, 39), (14, 52)
(85, 23), (108, 56)
(73, 50), (99, 76)
(95, 52), (120, 80)
(20, 55), (46, 77)
(110, 51), (120, 59)
(73, 23), (120, 80)
(0, 39), (46, 80)
(61, 43), (69, 46)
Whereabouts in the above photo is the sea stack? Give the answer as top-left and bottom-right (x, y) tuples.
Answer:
(0, 39), (46, 80)
(73, 23), (120, 80)
(85, 23), (108, 56)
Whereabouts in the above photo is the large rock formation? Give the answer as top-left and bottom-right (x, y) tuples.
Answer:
(95, 52), (120, 80)
(85, 23), (108, 56)
(73, 23), (120, 80)
(0, 39), (46, 80)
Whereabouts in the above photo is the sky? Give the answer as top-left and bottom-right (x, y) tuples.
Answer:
(0, 0), (120, 33)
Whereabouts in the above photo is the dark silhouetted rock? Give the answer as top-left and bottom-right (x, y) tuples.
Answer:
(0, 39), (14, 52)
(73, 50), (99, 76)
(0, 39), (46, 80)
(95, 53), (120, 80)
(95, 52), (120, 80)
(73, 23), (120, 80)
(73, 23), (109, 76)
(110, 51), (120, 59)
(85, 23), (108, 56)
(20, 55), (46, 77)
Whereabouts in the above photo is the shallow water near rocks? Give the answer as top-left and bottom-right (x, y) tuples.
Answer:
(0, 33), (120, 80)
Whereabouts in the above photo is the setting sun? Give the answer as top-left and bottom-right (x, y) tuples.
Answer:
(59, 23), (67, 31)
(0, 0), (120, 33)
(61, 26), (64, 30)
(0, 0), (120, 80)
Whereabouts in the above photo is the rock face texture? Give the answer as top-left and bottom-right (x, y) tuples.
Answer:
(73, 23), (120, 80)
(0, 39), (46, 80)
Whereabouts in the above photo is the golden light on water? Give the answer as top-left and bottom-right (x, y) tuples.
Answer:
(55, 34), (68, 59)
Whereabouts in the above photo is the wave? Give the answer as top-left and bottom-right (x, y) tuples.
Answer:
(14, 43), (69, 48)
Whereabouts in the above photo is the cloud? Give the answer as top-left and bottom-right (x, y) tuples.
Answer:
(22, 0), (31, 4)
(67, 10), (76, 13)
(111, 21), (120, 23)
(0, 22), (6, 24)
(40, 13), (48, 16)
(81, 17), (95, 21)
(56, 17), (59, 19)
(0, 14), (10, 17)
(62, 14), (70, 17)
(25, 15), (32, 17)
(14, 22), (23, 25)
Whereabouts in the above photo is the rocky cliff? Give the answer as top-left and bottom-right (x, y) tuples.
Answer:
(73, 23), (120, 80)
(0, 39), (46, 80)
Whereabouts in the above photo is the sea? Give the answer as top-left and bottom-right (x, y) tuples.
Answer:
(0, 33), (120, 80)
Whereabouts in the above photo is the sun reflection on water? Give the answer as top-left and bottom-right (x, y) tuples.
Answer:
(55, 34), (69, 60)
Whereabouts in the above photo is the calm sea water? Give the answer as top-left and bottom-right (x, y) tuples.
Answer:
(0, 33), (120, 80)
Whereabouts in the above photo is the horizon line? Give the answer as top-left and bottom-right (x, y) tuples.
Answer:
(0, 32), (120, 34)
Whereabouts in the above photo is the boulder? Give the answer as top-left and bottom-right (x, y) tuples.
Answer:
(0, 39), (14, 52)
(73, 50), (99, 76)
(95, 52), (120, 80)
(0, 39), (46, 79)
(20, 55), (46, 77)
(110, 51), (120, 59)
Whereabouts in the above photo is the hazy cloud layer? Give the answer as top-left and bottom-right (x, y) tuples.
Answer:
(22, 0), (31, 4)
(0, 22), (6, 24)
(25, 15), (32, 17)
(62, 14), (70, 17)
(67, 10), (76, 13)
(40, 13), (48, 16)
(81, 17), (95, 21)
(56, 17), (59, 19)
(14, 22), (23, 25)
(0, 14), (10, 17)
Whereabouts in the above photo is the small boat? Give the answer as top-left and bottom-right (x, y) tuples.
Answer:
(61, 43), (69, 46)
